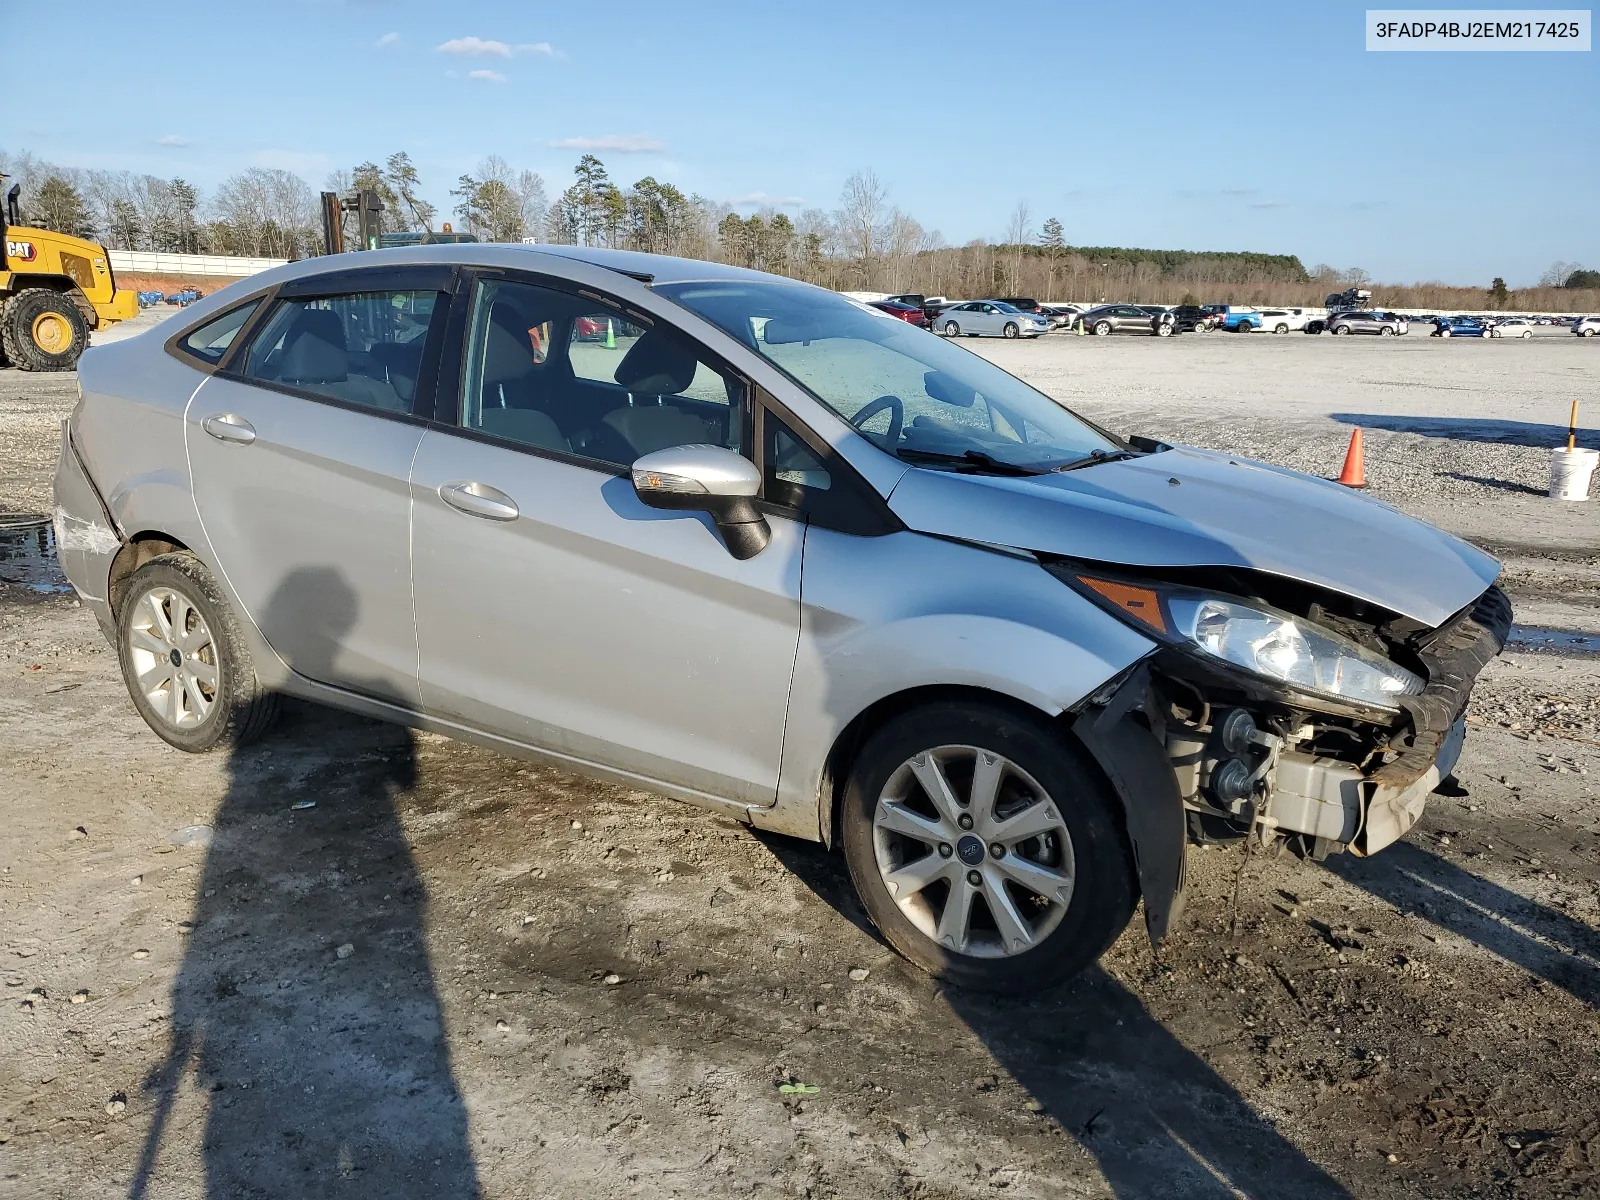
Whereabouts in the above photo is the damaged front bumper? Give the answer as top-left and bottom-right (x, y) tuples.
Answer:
(1170, 584), (1509, 858)
(1269, 717), (1464, 855)
(1075, 584), (1509, 946)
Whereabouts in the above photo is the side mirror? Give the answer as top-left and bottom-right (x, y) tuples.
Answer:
(630, 444), (771, 560)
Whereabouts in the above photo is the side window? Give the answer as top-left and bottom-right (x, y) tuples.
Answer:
(176, 300), (261, 365)
(761, 407), (897, 537)
(241, 290), (441, 415)
(764, 412), (833, 509)
(459, 277), (747, 468)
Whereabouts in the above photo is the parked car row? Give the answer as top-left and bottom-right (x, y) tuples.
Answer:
(869, 290), (1599, 345)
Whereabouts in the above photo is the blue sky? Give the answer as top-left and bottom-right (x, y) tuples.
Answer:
(9, 1), (1597, 285)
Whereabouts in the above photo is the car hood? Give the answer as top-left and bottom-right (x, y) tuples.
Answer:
(886, 446), (1499, 628)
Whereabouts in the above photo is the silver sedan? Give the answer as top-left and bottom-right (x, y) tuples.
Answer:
(55, 244), (1507, 992)
(936, 301), (1050, 339)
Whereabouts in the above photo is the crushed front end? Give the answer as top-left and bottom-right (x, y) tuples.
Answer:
(1055, 562), (1512, 863)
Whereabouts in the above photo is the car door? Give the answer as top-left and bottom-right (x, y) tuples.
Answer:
(184, 265), (454, 703)
(408, 272), (804, 807)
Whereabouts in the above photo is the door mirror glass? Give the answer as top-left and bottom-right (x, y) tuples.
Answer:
(630, 444), (770, 560)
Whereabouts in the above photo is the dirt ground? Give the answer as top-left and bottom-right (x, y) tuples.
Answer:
(2, 324), (1598, 1199)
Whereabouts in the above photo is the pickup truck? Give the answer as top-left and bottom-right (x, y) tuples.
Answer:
(1219, 307), (1263, 332)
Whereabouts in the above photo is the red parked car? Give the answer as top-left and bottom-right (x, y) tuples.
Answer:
(867, 299), (929, 328)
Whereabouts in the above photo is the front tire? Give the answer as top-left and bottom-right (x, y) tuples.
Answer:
(115, 552), (279, 752)
(1274, 323), (1289, 334)
(1002, 322), (1019, 339)
(840, 703), (1137, 993)
(1, 289), (89, 372)
(1379, 326), (1395, 336)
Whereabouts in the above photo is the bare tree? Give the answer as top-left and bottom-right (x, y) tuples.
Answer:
(1539, 260), (1582, 288)
(836, 169), (888, 284)
(1003, 201), (1033, 293)
(516, 170), (548, 241)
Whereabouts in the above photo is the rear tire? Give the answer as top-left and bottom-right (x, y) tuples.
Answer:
(1093, 320), (1112, 336)
(942, 321), (961, 337)
(1, 289), (89, 372)
(1274, 323), (1289, 334)
(840, 702), (1137, 994)
(1334, 324), (1352, 335)
(115, 552), (279, 753)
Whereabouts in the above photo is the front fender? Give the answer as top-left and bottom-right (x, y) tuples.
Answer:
(1070, 663), (1188, 946)
(764, 529), (1156, 840)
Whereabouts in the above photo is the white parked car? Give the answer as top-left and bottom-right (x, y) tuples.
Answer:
(1489, 318), (1534, 339)
(1573, 316), (1600, 337)
(1257, 308), (1310, 334)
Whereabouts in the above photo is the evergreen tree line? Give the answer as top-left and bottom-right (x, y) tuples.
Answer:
(3, 147), (1593, 310)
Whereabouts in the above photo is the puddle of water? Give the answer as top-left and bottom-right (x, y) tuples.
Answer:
(0, 516), (72, 594)
(1507, 625), (1600, 656)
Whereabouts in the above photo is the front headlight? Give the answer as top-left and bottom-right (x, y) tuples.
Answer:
(1167, 596), (1422, 708)
(1060, 570), (1424, 712)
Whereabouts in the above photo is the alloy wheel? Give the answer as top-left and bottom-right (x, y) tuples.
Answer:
(871, 745), (1074, 958)
(126, 586), (219, 729)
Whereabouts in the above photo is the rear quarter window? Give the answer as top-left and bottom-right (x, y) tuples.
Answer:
(175, 300), (262, 366)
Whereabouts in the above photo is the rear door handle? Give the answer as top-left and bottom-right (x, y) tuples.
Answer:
(439, 481), (519, 522)
(201, 414), (257, 445)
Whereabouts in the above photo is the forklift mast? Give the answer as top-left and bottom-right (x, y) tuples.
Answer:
(319, 188), (385, 255)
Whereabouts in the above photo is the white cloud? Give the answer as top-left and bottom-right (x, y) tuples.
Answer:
(437, 36), (557, 58)
(729, 191), (804, 207)
(156, 134), (190, 148)
(376, 31), (400, 47)
(468, 69), (506, 82)
(547, 134), (667, 153)
(438, 36), (513, 56)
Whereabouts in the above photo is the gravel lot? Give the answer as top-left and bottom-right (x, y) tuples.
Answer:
(2, 324), (1598, 1199)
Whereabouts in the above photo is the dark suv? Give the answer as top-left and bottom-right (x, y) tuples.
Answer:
(1169, 305), (1215, 333)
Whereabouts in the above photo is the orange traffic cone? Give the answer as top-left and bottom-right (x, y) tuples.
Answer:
(1336, 428), (1367, 488)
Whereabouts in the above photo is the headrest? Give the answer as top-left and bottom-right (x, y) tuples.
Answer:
(614, 332), (697, 396)
(482, 319), (535, 386)
(279, 328), (347, 384)
(286, 308), (346, 351)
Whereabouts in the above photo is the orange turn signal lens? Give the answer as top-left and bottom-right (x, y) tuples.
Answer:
(1077, 577), (1168, 634)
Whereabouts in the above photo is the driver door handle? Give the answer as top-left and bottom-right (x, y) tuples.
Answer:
(439, 481), (520, 522)
(201, 414), (256, 444)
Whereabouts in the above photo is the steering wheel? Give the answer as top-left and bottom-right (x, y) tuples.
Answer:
(850, 394), (904, 447)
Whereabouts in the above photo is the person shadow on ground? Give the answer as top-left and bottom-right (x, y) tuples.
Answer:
(128, 567), (480, 1198)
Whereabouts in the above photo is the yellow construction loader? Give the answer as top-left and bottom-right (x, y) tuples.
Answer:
(1, 176), (138, 371)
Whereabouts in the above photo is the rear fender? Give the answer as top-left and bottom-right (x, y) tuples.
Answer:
(51, 417), (124, 609)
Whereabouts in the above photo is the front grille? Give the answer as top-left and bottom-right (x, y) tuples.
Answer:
(1372, 585), (1511, 786)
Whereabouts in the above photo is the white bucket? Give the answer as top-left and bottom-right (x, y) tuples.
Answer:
(1548, 447), (1599, 501)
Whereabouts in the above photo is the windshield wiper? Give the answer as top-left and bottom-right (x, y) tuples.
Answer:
(1050, 448), (1143, 473)
(894, 447), (1055, 476)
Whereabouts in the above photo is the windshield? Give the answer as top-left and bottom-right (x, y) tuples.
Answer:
(656, 280), (1119, 470)
(991, 301), (1022, 313)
